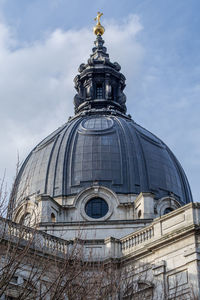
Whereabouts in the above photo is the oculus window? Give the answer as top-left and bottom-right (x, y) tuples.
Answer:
(85, 197), (108, 219)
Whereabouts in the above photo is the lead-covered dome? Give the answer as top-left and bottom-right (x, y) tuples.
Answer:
(14, 114), (192, 205)
(11, 34), (192, 208)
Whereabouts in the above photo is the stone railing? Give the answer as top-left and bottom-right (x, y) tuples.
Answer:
(8, 222), (34, 240)
(120, 225), (154, 253)
(0, 217), (71, 255)
(0, 203), (197, 260)
(42, 234), (70, 254)
(120, 203), (198, 256)
(0, 218), (106, 259)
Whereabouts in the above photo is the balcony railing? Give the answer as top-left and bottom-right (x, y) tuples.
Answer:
(120, 225), (154, 253)
(0, 217), (70, 255)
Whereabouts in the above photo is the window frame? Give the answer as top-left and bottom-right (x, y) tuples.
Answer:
(85, 197), (109, 219)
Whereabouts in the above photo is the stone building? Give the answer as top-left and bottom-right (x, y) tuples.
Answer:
(2, 15), (200, 299)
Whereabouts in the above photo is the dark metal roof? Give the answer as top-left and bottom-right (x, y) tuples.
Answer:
(14, 114), (192, 205)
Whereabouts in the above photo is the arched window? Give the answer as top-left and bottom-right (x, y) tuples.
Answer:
(20, 213), (31, 226)
(51, 213), (56, 222)
(138, 210), (142, 219)
(85, 198), (108, 219)
(96, 84), (103, 99)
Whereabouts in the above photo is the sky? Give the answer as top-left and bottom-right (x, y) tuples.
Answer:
(0, 0), (199, 201)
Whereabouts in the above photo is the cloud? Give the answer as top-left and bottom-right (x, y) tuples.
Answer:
(0, 14), (144, 186)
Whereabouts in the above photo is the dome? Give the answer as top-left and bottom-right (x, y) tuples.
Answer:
(14, 114), (192, 205)
(11, 34), (192, 209)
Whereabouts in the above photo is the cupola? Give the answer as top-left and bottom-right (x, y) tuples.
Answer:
(73, 13), (127, 115)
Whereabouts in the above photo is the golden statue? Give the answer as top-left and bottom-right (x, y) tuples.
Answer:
(93, 11), (105, 36)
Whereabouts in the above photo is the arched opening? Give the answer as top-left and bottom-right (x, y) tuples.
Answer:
(138, 210), (142, 219)
(19, 213), (31, 226)
(96, 83), (103, 99)
(51, 213), (56, 223)
(164, 207), (174, 215)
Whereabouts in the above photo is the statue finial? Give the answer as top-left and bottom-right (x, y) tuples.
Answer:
(94, 12), (103, 25)
(93, 12), (105, 36)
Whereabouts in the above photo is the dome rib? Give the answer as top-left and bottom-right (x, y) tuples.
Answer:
(44, 133), (60, 195)
(63, 118), (84, 196)
(165, 146), (193, 204)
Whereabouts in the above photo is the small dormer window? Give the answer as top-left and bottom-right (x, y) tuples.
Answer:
(96, 84), (103, 99)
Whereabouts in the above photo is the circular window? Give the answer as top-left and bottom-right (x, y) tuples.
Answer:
(85, 197), (109, 219)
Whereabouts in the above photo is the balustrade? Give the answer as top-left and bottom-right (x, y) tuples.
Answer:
(0, 217), (69, 255)
(121, 225), (154, 252)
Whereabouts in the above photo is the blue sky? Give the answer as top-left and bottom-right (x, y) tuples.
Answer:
(0, 0), (199, 201)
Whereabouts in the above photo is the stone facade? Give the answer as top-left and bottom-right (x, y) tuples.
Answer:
(1, 203), (200, 299)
